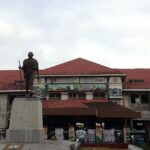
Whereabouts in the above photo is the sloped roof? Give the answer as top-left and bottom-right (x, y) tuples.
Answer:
(41, 58), (124, 75)
(119, 69), (150, 89)
(42, 99), (140, 118)
(0, 70), (25, 91)
(0, 59), (150, 91)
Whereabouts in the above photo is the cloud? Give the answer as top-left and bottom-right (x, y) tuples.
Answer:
(0, 19), (20, 42)
(0, 0), (150, 69)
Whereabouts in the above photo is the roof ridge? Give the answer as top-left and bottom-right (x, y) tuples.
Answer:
(41, 58), (124, 75)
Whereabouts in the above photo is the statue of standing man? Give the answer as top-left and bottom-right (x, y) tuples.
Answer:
(19, 52), (39, 94)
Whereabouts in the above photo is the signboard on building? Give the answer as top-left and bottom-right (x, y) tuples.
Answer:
(34, 77), (108, 92)
(80, 77), (107, 83)
(109, 77), (123, 99)
(47, 83), (107, 92)
(109, 77), (122, 84)
(46, 77), (107, 84)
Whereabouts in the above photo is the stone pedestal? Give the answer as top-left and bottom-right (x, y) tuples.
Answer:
(6, 98), (44, 143)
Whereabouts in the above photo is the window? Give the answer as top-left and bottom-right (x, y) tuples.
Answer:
(141, 94), (149, 104)
(131, 94), (149, 104)
(68, 92), (86, 99)
(69, 93), (77, 99)
(128, 79), (144, 84)
(93, 92), (105, 99)
(49, 93), (61, 99)
(131, 94), (139, 103)
(78, 93), (86, 99)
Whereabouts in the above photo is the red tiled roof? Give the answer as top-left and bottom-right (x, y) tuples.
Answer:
(42, 99), (108, 108)
(0, 58), (123, 91)
(0, 59), (150, 91)
(41, 58), (123, 75)
(0, 70), (25, 91)
(119, 69), (150, 89)
(42, 99), (140, 118)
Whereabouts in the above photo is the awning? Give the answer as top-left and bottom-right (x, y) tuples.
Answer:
(42, 99), (141, 119)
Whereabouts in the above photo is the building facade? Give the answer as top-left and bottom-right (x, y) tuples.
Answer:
(0, 58), (149, 142)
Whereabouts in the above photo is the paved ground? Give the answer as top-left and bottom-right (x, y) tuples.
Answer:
(0, 141), (144, 150)
(128, 145), (143, 150)
(0, 140), (79, 150)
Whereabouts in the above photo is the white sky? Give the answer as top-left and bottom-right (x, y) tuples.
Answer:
(1, 0), (150, 70)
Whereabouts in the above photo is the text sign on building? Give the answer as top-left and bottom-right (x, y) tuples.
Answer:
(46, 77), (107, 84)
(109, 77), (122, 83)
(80, 77), (107, 83)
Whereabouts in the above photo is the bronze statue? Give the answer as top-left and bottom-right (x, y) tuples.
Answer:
(19, 52), (39, 93)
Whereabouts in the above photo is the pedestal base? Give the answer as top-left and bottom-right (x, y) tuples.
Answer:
(7, 129), (44, 143)
(6, 98), (44, 143)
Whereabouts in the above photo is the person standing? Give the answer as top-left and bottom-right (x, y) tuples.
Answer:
(19, 52), (39, 94)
